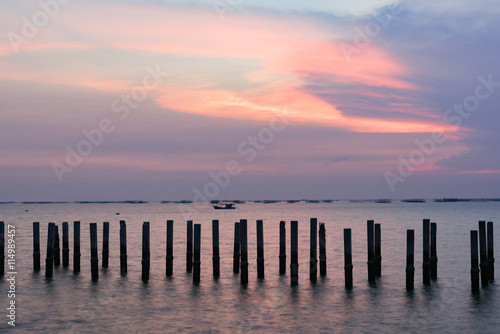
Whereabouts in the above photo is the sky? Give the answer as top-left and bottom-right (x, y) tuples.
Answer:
(1, 0), (500, 201)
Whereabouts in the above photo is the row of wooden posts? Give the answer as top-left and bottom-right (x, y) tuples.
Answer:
(0, 220), (494, 291)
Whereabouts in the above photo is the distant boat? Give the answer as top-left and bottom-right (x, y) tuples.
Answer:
(375, 199), (392, 203)
(213, 203), (236, 210)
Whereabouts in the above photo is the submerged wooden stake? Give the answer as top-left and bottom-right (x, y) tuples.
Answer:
(90, 223), (99, 281)
(487, 221), (494, 281)
(193, 224), (201, 283)
(422, 219), (431, 285)
(73, 221), (81, 273)
(319, 223), (327, 276)
(141, 222), (150, 282)
(367, 220), (375, 283)
(374, 223), (382, 277)
(257, 220), (265, 279)
(479, 221), (489, 286)
(166, 220), (174, 276)
(120, 220), (127, 275)
(212, 220), (220, 278)
(470, 230), (480, 293)
(233, 222), (240, 274)
(45, 223), (55, 278)
(62, 222), (69, 268)
(102, 222), (109, 268)
(54, 225), (61, 266)
(279, 221), (286, 275)
(344, 228), (353, 289)
(430, 222), (437, 279)
(33, 222), (41, 271)
(290, 220), (299, 285)
(406, 229), (415, 291)
(240, 219), (249, 285)
(186, 220), (193, 273)
(310, 218), (318, 281)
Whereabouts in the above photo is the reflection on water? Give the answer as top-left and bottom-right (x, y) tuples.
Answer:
(0, 201), (499, 333)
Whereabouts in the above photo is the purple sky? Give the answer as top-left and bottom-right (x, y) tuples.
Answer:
(1, 0), (499, 201)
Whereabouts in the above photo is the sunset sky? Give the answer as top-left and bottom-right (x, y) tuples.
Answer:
(1, 0), (499, 201)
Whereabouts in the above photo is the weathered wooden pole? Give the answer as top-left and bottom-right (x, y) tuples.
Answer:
(290, 220), (299, 285)
(33, 222), (41, 271)
(73, 221), (81, 273)
(141, 222), (150, 282)
(422, 219), (431, 285)
(344, 228), (353, 289)
(102, 222), (109, 268)
(45, 223), (55, 278)
(319, 223), (327, 276)
(166, 220), (174, 277)
(367, 220), (375, 283)
(406, 229), (415, 291)
(0, 221), (4, 276)
(240, 219), (249, 284)
(90, 223), (99, 281)
(310, 218), (318, 281)
(470, 230), (480, 293)
(62, 222), (69, 267)
(479, 221), (489, 286)
(186, 220), (193, 273)
(430, 222), (437, 279)
(256, 220), (265, 279)
(54, 225), (61, 266)
(487, 221), (494, 281)
(233, 222), (240, 274)
(279, 221), (286, 275)
(120, 220), (127, 275)
(193, 223), (201, 283)
(374, 223), (382, 277)
(212, 220), (220, 278)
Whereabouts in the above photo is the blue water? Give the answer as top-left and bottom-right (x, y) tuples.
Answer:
(0, 201), (499, 333)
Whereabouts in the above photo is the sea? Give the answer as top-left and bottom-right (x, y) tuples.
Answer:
(0, 200), (499, 333)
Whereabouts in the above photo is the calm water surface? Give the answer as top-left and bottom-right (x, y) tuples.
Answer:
(0, 201), (499, 333)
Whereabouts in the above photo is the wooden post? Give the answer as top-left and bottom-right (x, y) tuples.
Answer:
(430, 222), (437, 279)
(141, 222), (150, 282)
(479, 221), (489, 286)
(257, 220), (265, 279)
(375, 223), (382, 277)
(290, 220), (299, 285)
(33, 222), (41, 271)
(0, 221), (4, 276)
(406, 229), (415, 290)
(367, 220), (375, 282)
(319, 223), (327, 276)
(120, 220), (127, 275)
(310, 218), (318, 281)
(212, 220), (220, 278)
(166, 220), (174, 276)
(90, 223), (99, 281)
(487, 222), (494, 281)
(344, 228), (353, 289)
(102, 222), (109, 268)
(470, 230), (480, 293)
(279, 221), (286, 275)
(233, 222), (240, 274)
(45, 223), (55, 278)
(193, 224), (201, 283)
(62, 222), (69, 267)
(73, 221), (81, 273)
(422, 219), (431, 285)
(54, 225), (61, 266)
(186, 220), (193, 273)
(240, 219), (249, 284)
